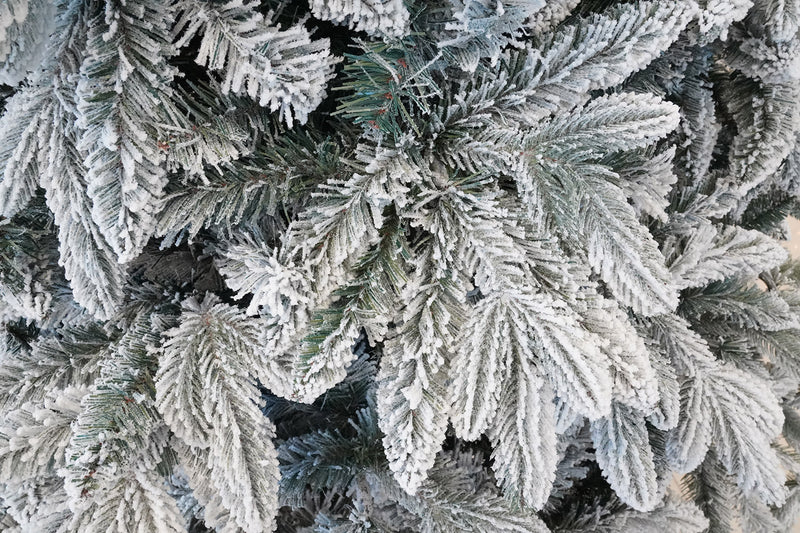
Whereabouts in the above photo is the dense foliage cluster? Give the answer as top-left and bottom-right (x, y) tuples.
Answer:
(1, 0), (800, 531)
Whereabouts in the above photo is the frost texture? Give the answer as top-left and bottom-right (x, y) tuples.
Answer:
(155, 295), (280, 533)
(75, 0), (176, 263)
(0, 89), (47, 218)
(591, 403), (660, 511)
(309, 0), (409, 38)
(0, 0), (55, 85)
(669, 223), (789, 289)
(174, 0), (337, 127)
(0, 0), (799, 530)
(515, 1), (697, 121)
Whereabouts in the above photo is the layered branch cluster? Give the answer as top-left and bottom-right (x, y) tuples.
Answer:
(1, 0), (800, 532)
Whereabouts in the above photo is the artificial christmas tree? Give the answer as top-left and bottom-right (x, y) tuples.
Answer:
(1, 0), (800, 531)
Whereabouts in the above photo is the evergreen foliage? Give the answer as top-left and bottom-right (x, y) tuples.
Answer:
(0, 0), (799, 531)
